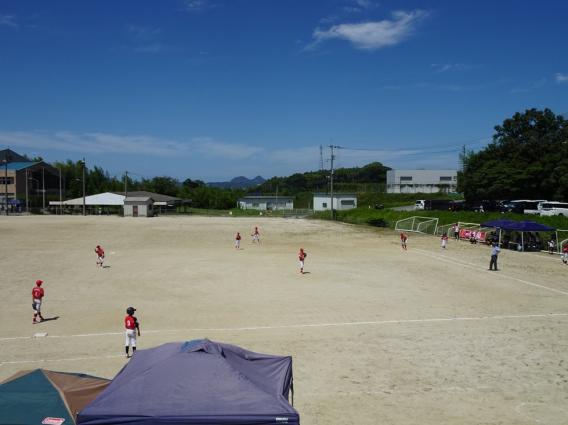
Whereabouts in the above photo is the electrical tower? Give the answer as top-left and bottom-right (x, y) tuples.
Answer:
(319, 145), (323, 170)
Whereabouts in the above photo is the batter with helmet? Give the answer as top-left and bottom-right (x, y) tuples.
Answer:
(298, 248), (307, 275)
(31, 280), (45, 324)
(125, 307), (141, 358)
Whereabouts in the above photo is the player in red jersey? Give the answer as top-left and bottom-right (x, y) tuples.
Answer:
(400, 232), (408, 250)
(441, 233), (448, 250)
(253, 227), (260, 243)
(95, 245), (105, 268)
(235, 232), (241, 250)
(32, 280), (45, 324)
(298, 248), (307, 274)
(125, 307), (141, 358)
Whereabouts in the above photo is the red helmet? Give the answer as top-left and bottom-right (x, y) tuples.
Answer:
(96, 245), (100, 248)
(300, 248), (304, 251)
(36, 280), (43, 286)
(255, 227), (258, 229)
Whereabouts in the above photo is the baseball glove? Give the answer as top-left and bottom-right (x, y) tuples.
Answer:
(32, 303), (36, 311)
(303, 253), (307, 257)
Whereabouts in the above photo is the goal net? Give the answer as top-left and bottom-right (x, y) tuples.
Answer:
(395, 216), (439, 235)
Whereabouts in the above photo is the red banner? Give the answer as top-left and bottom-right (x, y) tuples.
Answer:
(460, 229), (486, 241)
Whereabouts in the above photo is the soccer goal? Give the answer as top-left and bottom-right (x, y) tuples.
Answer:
(395, 216), (439, 235)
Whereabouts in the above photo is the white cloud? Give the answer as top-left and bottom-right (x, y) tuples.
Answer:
(135, 43), (167, 53)
(431, 63), (470, 72)
(555, 73), (568, 83)
(305, 10), (429, 51)
(125, 24), (162, 40)
(0, 130), (188, 156)
(180, 0), (210, 12)
(0, 14), (17, 27)
(192, 137), (265, 160)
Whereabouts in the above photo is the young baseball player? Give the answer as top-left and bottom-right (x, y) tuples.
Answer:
(32, 280), (45, 324)
(253, 227), (260, 243)
(298, 248), (307, 274)
(400, 232), (408, 250)
(561, 244), (568, 265)
(235, 232), (241, 250)
(453, 223), (460, 241)
(548, 238), (555, 254)
(95, 245), (105, 268)
(441, 233), (448, 250)
(125, 307), (140, 358)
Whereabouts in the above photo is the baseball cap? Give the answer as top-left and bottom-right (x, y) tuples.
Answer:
(36, 280), (43, 285)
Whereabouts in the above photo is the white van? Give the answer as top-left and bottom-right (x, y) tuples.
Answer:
(414, 200), (425, 210)
(539, 202), (568, 217)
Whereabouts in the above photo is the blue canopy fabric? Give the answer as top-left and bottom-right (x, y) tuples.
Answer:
(480, 218), (517, 228)
(78, 339), (299, 425)
(7, 199), (22, 205)
(500, 220), (556, 232)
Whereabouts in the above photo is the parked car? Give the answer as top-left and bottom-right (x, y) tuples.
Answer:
(448, 201), (466, 212)
(501, 200), (546, 214)
(471, 200), (501, 212)
(423, 199), (451, 211)
(539, 202), (568, 216)
(413, 200), (425, 210)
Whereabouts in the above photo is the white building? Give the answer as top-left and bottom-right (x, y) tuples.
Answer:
(386, 169), (458, 194)
(313, 193), (357, 212)
(238, 196), (294, 210)
(124, 196), (154, 217)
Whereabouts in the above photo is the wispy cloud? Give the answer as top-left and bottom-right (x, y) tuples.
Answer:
(125, 24), (162, 40)
(382, 82), (480, 91)
(510, 78), (546, 94)
(0, 130), (188, 156)
(192, 138), (265, 160)
(305, 10), (429, 51)
(180, 0), (211, 13)
(555, 73), (568, 83)
(0, 14), (17, 27)
(431, 63), (470, 73)
(134, 43), (168, 53)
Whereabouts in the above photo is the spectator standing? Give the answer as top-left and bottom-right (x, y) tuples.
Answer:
(453, 223), (460, 241)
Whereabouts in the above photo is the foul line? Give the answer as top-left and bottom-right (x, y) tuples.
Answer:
(1, 313), (568, 343)
(413, 248), (568, 296)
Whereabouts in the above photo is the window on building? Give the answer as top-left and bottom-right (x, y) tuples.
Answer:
(400, 176), (412, 182)
(323, 202), (327, 208)
(440, 176), (452, 182)
(341, 200), (355, 206)
(0, 177), (14, 185)
(252, 203), (260, 208)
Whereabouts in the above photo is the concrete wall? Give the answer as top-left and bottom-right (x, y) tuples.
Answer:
(386, 169), (458, 194)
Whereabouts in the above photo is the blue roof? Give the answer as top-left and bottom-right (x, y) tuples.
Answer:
(4, 162), (37, 171)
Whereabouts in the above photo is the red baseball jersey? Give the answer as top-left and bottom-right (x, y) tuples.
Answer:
(125, 315), (138, 330)
(96, 248), (105, 257)
(236, 234), (241, 240)
(299, 252), (305, 261)
(32, 287), (44, 299)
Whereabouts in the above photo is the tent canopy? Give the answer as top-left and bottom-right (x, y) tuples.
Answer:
(78, 338), (299, 425)
(7, 199), (22, 205)
(0, 369), (110, 425)
(481, 219), (556, 232)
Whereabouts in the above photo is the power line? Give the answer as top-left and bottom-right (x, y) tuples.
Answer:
(337, 136), (491, 153)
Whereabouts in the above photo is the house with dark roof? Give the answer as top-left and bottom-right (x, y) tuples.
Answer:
(0, 149), (65, 209)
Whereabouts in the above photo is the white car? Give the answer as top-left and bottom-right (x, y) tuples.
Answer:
(414, 200), (425, 210)
(539, 202), (568, 216)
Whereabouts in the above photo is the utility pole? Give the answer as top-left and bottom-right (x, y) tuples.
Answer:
(319, 145), (323, 171)
(82, 158), (86, 216)
(329, 141), (341, 219)
(3, 155), (8, 215)
(125, 171), (129, 198)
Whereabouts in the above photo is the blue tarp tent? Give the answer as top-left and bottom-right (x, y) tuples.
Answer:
(78, 339), (299, 425)
(482, 219), (557, 252)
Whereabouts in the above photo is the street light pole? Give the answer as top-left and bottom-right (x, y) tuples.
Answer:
(3, 156), (8, 215)
(42, 167), (45, 213)
(26, 168), (28, 213)
(82, 158), (86, 216)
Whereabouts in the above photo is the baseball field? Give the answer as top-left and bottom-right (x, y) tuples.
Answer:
(1, 215), (568, 424)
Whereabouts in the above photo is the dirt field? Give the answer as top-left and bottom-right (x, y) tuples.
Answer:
(1, 215), (568, 424)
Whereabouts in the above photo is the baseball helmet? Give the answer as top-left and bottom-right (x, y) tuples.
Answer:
(36, 280), (43, 286)
(126, 307), (136, 315)
(300, 248), (304, 251)
(96, 245), (100, 248)
(255, 227), (258, 229)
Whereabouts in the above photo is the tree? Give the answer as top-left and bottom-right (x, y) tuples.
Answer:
(457, 108), (568, 201)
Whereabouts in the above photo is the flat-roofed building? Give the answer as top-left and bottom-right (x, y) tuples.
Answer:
(386, 169), (458, 194)
(238, 196), (294, 210)
(313, 193), (357, 211)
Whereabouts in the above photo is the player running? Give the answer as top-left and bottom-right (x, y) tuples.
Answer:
(235, 232), (241, 250)
(125, 307), (141, 358)
(298, 248), (307, 274)
(400, 232), (408, 250)
(32, 280), (45, 324)
(95, 245), (105, 268)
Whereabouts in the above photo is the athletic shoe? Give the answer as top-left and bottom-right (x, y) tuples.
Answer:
(33, 320), (38, 324)
(125, 354), (130, 358)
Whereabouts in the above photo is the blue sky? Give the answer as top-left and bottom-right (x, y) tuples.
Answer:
(0, 0), (566, 182)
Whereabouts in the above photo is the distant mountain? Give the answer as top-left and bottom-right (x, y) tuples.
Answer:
(207, 175), (266, 189)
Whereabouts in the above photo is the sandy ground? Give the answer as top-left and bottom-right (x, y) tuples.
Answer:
(1, 215), (568, 424)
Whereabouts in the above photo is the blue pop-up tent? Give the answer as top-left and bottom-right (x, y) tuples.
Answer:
(78, 339), (299, 425)
(482, 219), (557, 251)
